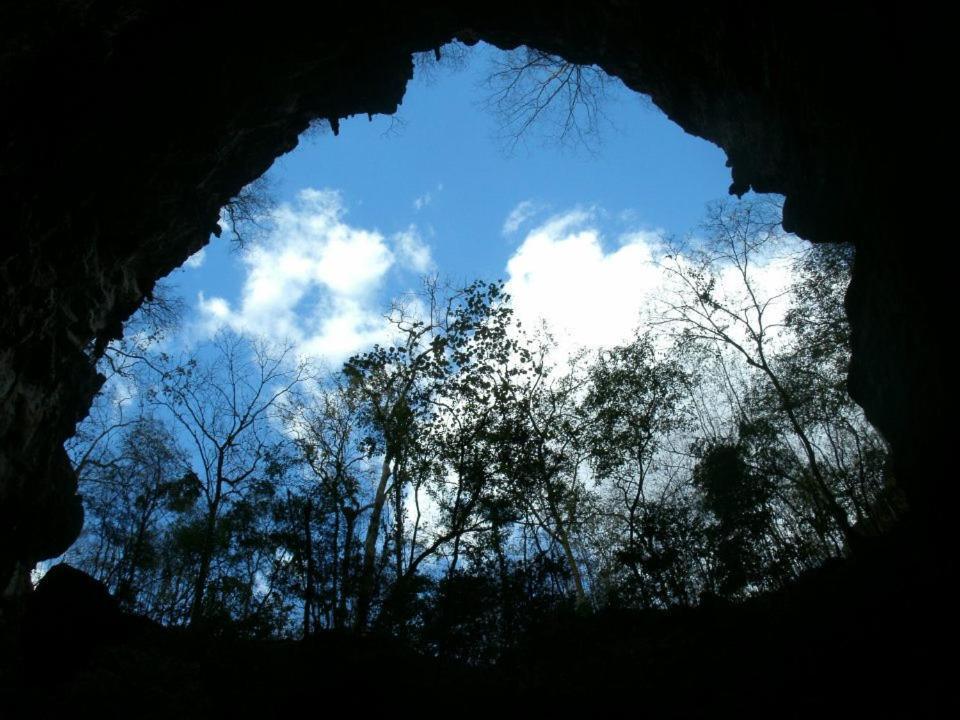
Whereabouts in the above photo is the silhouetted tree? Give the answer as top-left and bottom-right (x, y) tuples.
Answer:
(692, 439), (777, 597)
(141, 331), (310, 628)
(659, 197), (859, 548)
(582, 332), (695, 606)
(64, 418), (195, 609)
(221, 176), (276, 249)
(483, 46), (618, 153)
(58, 196), (896, 657)
(280, 377), (373, 633)
(343, 278), (521, 630)
(490, 340), (595, 607)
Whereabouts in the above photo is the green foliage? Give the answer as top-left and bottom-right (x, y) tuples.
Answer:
(692, 440), (775, 596)
(62, 199), (897, 654)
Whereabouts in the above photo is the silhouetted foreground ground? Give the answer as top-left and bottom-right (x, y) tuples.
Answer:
(0, 526), (945, 718)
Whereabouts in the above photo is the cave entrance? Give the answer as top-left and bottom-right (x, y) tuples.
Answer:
(43, 42), (900, 643)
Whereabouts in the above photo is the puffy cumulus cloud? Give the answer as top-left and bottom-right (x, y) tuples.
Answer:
(197, 188), (404, 363)
(393, 226), (434, 273)
(504, 209), (800, 362)
(297, 297), (395, 361)
(505, 210), (667, 358)
(502, 199), (542, 236)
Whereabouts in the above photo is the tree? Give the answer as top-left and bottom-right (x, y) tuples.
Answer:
(65, 287), (195, 615)
(692, 439), (778, 597)
(483, 47), (618, 154)
(56, 194), (898, 652)
(64, 417), (196, 610)
(220, 176), (276, 249)
(141, 330), (310, 628)
(781, 241), (901, 532)
(412, 41), (473, 83)
(489, 338), (596, 607)
(582, 332), (697, 607)
(279, 375), (373, 633)
(658, 197), (891, 553)
(342, 278), (519, 630)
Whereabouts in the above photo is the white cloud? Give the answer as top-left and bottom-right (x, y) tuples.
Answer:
(393, 226), (434, 273)
(198, 293), (231, 321)
(502, 199), (542, 236)
(197, 188), (399, 363)
(184, 247), (207, 269)
(504, 209), (799, 363)
(297, 297), (394, 361)
(505, 210), (665, 359)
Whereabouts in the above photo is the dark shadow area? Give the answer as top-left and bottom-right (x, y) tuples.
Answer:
(0, 529), (941, 716)
(0, 2), (951, 715)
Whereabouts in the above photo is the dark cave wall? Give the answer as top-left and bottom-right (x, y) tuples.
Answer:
(0, 1), (948, 582)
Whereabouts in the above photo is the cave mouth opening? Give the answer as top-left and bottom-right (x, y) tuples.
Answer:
(35, 41), (903, 652)
(2, 6), (945, 710)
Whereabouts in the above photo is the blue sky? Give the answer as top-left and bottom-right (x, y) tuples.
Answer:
(167, 42), (739, 364)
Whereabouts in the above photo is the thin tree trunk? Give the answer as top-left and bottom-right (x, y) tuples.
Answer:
(758, 356), (857, 548)
(189, 512), (216, 627)
(331, 506), (341, 630)
(556, 525), (587, 606)
(336, 511), (355, 630)
(393, 459), (405, 580)
(190, 453), (224, 628)
(116, 486), (158, 604)
(355, 451), (393, 631)
(302, 498), (314, 638)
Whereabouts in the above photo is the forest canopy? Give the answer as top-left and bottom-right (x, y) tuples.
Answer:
(56, 198), (900, 662)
